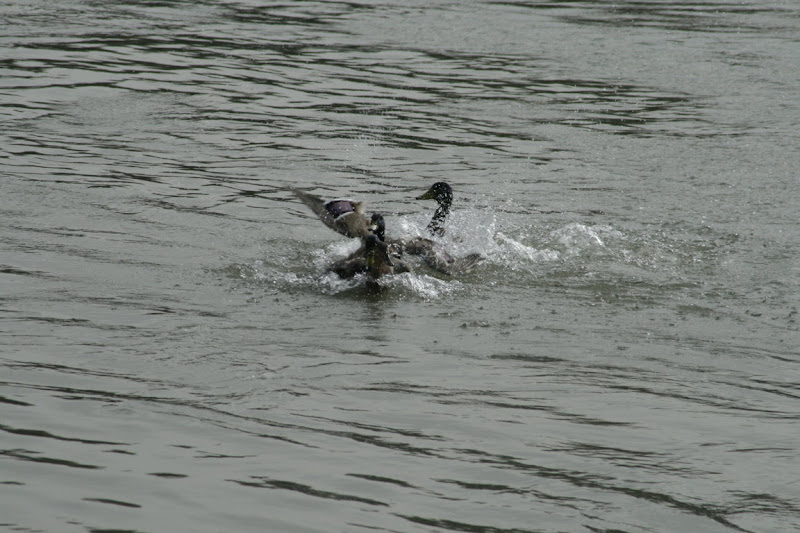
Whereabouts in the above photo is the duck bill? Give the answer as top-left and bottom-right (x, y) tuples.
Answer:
(416, 188), (436, 200)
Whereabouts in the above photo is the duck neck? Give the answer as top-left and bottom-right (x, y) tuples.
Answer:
(366, 239), (392, 279)
(427, 202), (450, 236)
(367, 256), (392, 280)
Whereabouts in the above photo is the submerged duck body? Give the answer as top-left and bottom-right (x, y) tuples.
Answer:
(399, 236), (482, 275)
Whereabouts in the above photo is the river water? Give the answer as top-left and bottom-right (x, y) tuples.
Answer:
(1, 1), (798, 532)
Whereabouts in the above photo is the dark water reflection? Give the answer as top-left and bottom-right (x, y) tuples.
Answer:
(543, 1), (796, 33)
(2, 0), (799, 532)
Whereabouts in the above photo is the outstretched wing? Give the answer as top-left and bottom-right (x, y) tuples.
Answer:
(293, 189), (369, 238)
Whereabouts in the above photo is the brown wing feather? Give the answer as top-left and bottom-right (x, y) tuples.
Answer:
(293, 189), (370, 238)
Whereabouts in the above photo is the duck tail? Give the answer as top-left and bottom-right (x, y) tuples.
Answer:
(292, 189), (328, 219)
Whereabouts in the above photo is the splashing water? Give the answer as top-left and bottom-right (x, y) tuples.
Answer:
(230, 194), (699, 301)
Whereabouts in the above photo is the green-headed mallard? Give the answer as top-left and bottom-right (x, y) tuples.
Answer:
(327, 213), (410, 278)
(329, 232), (397, 292)
(407, 182), (483, 274)
(365, 234), (393, 276)
(416, 181), (452, 237)
(364, 234), (395, 293)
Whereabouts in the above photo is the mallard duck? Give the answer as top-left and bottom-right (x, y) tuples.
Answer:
(329, 214), (412, 278)
(416, 181), (452, 237)
(294, 186), (478, 278)
(406, 182), (483, 274)
(327, 213), (410, 278)
(364, 234), (396, 293)
(293, 188), (413, 279)
(365, 234), (393, 275)
(327, 233), (397, 292)
(293, 189), (373, 239)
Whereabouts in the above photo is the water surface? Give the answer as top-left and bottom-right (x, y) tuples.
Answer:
(1, 1), (798, 532)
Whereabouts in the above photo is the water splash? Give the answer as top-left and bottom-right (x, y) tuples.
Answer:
(553, 222), (609, 249)
(223, 235), (466, 300)
(380, 271), (463, 299)
(494, 232), (560, 265)
(226, 200), (717, 300)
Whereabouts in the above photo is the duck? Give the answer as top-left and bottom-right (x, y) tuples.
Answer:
(293, 188), (385, 277)
(349, 211), (459, 276)
(327, 213), (411, 278)
(322, 181), (481, 276)
(416, 181), (452, 237)
(328, 226), (402, 292)
(294, 185), (479, 278)
(405, 182), (483, 274)
(364, 234), (395, 292)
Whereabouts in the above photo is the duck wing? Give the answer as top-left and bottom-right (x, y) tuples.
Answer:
(293, 189), (370, 238)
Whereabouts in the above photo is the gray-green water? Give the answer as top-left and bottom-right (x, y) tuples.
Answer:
(2, 1), (798, 532)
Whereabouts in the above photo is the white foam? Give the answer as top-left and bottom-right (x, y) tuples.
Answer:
(495, 232), (560, 264)
(388, 271), (462, 299)
(553, 222), (606, 248)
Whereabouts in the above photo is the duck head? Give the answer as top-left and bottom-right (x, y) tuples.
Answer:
(416, 182), (452, 205)
(369, 213), (386, 242)
(416, 182), (452, 237)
